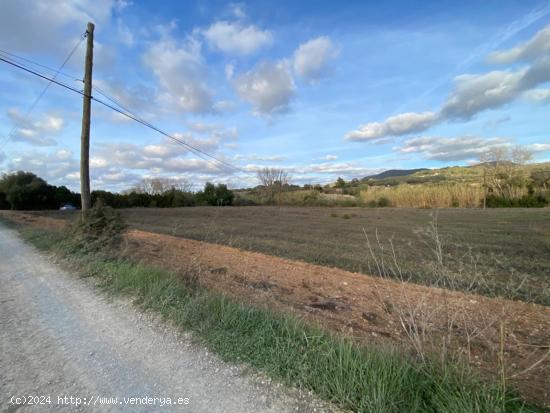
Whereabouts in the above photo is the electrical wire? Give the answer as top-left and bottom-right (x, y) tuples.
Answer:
(92, 85), (245, 173)
(0, 53), (247, 174)
(0, 34), (85, 149)
(0, 48), (82, 82)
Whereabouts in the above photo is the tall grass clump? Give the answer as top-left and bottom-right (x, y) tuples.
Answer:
(361, 183), (486, 208)
(69, 201), (127, 254)
(12, 224), (536, 413)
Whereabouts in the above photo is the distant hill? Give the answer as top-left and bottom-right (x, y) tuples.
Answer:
(363, 168), (429, 180)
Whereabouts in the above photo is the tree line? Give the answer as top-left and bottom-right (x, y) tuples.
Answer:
(0, 172), (234, 210)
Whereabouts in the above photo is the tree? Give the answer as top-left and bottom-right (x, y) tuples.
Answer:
(335, 177), (346, 188)
(256, 168), (291, 205)
(0, 171), (48, 210)
(196, 182), (234, 206)
(478, 145), (534, 205)
(133, 177), (193, 195)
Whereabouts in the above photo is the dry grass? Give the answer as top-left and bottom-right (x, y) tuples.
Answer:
(19, 206), (550, 305)
(360, 183), (489, 208)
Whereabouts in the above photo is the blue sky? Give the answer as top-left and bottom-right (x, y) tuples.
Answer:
(0, 0), (549, 191)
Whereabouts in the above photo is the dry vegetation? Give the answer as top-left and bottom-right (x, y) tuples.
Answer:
(2, 208), (550, 409)
(360, 183), (486, 208)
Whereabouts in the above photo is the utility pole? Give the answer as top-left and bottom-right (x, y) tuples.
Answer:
(483, 167), (487, 209)
(80, 22), (94, 212)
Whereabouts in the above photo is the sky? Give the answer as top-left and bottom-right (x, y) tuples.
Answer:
(0, 0), (549, 192)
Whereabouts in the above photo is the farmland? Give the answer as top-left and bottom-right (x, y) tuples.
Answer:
(36, 206), (550, 305)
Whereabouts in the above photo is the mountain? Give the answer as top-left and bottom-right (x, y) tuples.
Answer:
(363, 168), (429, 180)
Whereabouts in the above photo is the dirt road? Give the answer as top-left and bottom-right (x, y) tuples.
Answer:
(0, 224), (330, 412)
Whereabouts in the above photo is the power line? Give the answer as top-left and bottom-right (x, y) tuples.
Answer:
(0, 34), (85, 150)
(0, 53), (247, 174)
(0, 48), (82, 83)
(91, 92), (244, 173)
(91, 85), (245, 173)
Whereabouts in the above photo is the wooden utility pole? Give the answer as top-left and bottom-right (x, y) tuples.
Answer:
(80, 22), (94, 212)
(483, 168), (487, 209)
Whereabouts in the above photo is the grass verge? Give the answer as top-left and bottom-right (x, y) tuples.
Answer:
(7, 221), (543, 413)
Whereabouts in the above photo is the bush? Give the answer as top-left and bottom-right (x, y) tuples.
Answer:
(486, 194), (548, 208)
(196, 182), (234, 206)
(377, 196), (391, 207)
(70, 201), (127, 253)
(0, 171), (80, 210)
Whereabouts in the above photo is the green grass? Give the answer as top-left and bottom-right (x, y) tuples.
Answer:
(11, 223), (541, 413)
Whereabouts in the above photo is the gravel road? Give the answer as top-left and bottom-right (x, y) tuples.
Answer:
(0, 224), (333, 413)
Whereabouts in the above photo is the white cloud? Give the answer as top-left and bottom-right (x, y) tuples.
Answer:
(345, 25), (550, 141)
(346, 112), (439, 141)
(229, 3), (246, 19)
(143, 33), (214, 113)
(396, 136), (513, 161)
(314, 154), (338, 161)
(225, 63), (235, 80)
(203, 21), (273, 55)
(7, 109), (64, 146)
(213, 100), (237, 112)
(488, 26), (550, 64)
(526, 143), (550, 153)
(293, 36), (339, 81)
(117, 19), (134, 46)
(7, 149), (79, 185)
(234, 154), (285, 162)
(0, 0), (115, 56)
(233, 60), (295, 115)
(523, 88), (550, 103)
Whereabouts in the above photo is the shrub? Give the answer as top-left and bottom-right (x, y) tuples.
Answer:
(486, 194), (548, 208)
(377, 196), (391, 207)
(70, 201), (127, 253)
(0, 171), (80, 210)
(196, 182), (234, 206)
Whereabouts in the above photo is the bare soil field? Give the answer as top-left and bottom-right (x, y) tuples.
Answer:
(2, 209), (550, 406)
(32, 206), (550, 304)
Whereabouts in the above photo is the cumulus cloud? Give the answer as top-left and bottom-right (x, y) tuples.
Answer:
(233, 60), (295, 115)
(234, 154), (285, 162)
(229, 3), (246, 19)
(523, 88), (550, 103)
(8, 149), (79, 184)
(346, 112), (439, 141)
(293, 36), (338, 81)
(396, 136), (514, 161)
(143, 33), (214, 113)
(314, 154), (338, 161)
(117, 19), (134, 46)
(242, 161), (379, 181)
(526, 143), (550, 153)
(0, 0), (115, 55)
(203, 21), (273, 55)
(487, 26), (550, 64)
(7, 109), (64, 146)
(94, 79), (156, 114)
(346, 25), (550, 141)
(441, 57), (550, 119)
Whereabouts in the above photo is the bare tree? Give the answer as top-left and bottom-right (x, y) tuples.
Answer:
(257, 168), (291, 205)
(130, 177), (193, 195)
(478, 145), (533, 205)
